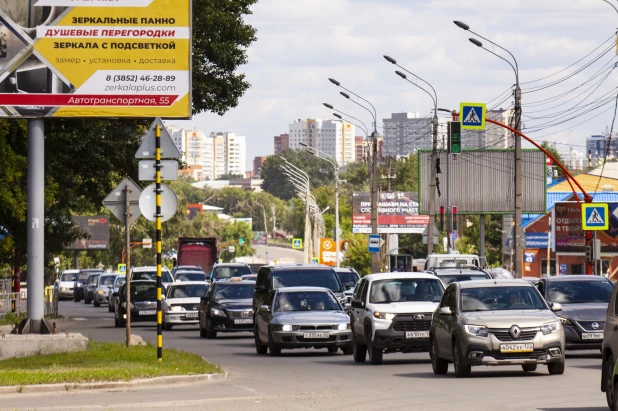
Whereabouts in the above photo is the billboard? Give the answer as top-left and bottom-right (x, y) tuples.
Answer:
(554, 202), (618, 254)
(67, 216), (110, 250)
(319, 238), (339, 266)
(418, 150), (546, 214)
(0, 0), (191, 118)
(352, 192), (429, 234)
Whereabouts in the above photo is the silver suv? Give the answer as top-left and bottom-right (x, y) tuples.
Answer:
(430, 279), (565, 378)
(601, 279), (618, 409)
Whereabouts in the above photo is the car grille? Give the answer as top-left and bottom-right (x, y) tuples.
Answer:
(392, 314), (432, 332)
(298, 325), (336, 330)
(178, 304), (199, 311)
(576, 321), (605, 331)
(490, 350), (548, 361)
(227, 309), (253, 318)
(297, 335), (337, 343)
(491, 330), (538, 342)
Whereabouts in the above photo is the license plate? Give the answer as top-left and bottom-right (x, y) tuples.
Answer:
(138, 310), (156, 316)
(500, 343), (534, 353)
(582, 332), (604, 340)
(405, 331), (430, 339)
(185, 313), (198, 319)
(303, 332), (329, 338)
(234, 319), (253, 324)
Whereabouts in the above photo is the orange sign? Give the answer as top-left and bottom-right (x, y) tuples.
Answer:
(320, 238), (339, 266)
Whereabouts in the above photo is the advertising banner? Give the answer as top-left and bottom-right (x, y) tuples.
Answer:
(0, 0), (191, 118)
(525, 232), (549, 249)
(67, 216), (110, 250)
(319, 238), (339, 266)
(554, 202), (618, 254)
(352, 192), (429, 234)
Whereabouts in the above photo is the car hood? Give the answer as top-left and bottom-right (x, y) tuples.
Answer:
(463, 310), (557, 328)
(58, 281), (74, 288)
(556, 303), (608, 321)
(166, 297), (201, 305)
(371, 301), (439, 314)
(272, 311), (350, 324)
(215, 299), (253, 309)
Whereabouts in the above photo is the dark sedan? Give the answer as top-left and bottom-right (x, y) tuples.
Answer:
(535, 275), (615, 350)
(198, 280), (255, 339)
(114, 280), (159, 327)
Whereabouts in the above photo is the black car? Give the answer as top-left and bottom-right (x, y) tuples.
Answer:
(534, 275), (615, 350)
(114, 280), (159, 327)
(334, 267), (361, 304)
(199, 280), (255, 339)
(84, 273), (101, 304)
(73, 269), (104, 302)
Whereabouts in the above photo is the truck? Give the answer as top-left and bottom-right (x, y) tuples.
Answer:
(176, 237), (218, 275)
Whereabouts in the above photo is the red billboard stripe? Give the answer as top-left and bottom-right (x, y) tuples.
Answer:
(0, 94), (178, 106)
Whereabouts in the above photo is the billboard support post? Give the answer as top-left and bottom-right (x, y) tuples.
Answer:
(125, 184), (132, 348)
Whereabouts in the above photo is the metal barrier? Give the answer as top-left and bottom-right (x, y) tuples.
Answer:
(0, 288), (58, 318)
(0, 279), (10, 293)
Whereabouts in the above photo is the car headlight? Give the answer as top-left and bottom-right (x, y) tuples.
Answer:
(282, 324), (293, 332)
(97, 290), (105, 295)
(464, 324), (489, 337)
(61, 287), (67, 291)
(541, 321), (560, 335)
(121, 302), (135, 309)
(170, 306), (184, 312)
(337, 323), (350, 331)
(210, 308), (226, 317)
(373, 312), (396, 321)
(557, 317), (573, 326)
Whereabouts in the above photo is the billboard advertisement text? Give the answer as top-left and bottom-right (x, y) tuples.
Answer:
(352, 192), (429, 234)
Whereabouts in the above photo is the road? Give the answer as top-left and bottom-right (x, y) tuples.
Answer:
(0, 300), (609, 411)
(252, 244), (304, 264)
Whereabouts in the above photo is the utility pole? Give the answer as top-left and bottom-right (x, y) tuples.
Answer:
(546, 215), (552, 277)
(371, 131), (380, 273)
(124, 184), (132, 347)
(427, 113), (439, 256)
(514, 83), (523, 278)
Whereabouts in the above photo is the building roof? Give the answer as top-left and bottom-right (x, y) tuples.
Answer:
(588, 162), (618, 179)
(548, 173), (618, 193)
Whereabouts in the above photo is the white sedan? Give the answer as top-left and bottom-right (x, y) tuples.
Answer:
(163, 281), (210, 330)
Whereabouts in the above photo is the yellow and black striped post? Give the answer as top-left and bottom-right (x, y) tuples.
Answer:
(155, 124), (163, 361)
(10, 250), (15, 313)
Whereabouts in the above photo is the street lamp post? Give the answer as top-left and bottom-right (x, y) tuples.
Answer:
(454, 20), (523, 278)
(280, 157), (311, 264)
(383, 55), (439, 257)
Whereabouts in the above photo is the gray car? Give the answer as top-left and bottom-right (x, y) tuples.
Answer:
(254, 287), (353, 356)
(107, 274), (126, 313)
(93, 274), (117, 307)
(430, 279), (565, 378)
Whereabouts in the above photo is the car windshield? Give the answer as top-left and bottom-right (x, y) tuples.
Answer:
(336, 272), (359, 286)
(115, 277), (126, 288)
(213, 266), (252, 280)
(461, 286), (547, 312)
(89, 274), (100, 284)
(99, 276), (116, 286)
(132, 270), (173, 283)
(369, 279), (444, 303)
(168, 284), (209, 299)
(437, 273), (490, 285)
(60, 273), (78, 281)
(274, 291), (341, 312)
(175, 272), (207, 282)
(547, 280), (614, 304)
(176, 267), (203, 272)
(213, 284), (254, 300)
(273, 270), (342, 292)
(128, 283), (157, 302)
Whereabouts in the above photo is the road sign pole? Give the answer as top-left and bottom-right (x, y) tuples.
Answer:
(155, 124), (163, 361)
(125, 184), (132, 348)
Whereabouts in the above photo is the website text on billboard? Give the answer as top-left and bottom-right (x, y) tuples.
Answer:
(352, 192), (429, 234)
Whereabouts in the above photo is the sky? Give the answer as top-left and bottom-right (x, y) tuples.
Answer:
(169, 0), (618, 170)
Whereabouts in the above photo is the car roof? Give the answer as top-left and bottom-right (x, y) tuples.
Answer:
(213, 280), (255, 286)
(214, 263), (250, 267)
(132, 266), (170, 271)
(124, 280), (157, 285)
(543, 275), (611, 282)
(270, 264), (335, 271)
(278, 286), (331, 293)
(79, 268), (104, 272)
(168, 281), (210, 286)
(458, 279), (533, 289)
(174, 270), (207, 275)
(99, 273), (117, 277)
(61, 269), (80, 274)
(431, 270), (489, 275)
(363, 272), (439, 281)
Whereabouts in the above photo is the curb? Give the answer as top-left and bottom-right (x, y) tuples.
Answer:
(0, 325), (16, 334)
(0, 372), (228, 394)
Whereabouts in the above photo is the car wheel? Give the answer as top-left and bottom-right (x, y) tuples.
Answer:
(613, 380), (618, 411)
(608, 355), (616, 409)
(206, 328), (217, 339)
(114, 316), (125, 328)
(328, 346), (338, 353)
(431, 337), (448, 375)
(84, 295), (90, 304)
(452, 338), (471, 378)
(367, 329), (383, 365)
(254, 324), (267, 354)
(341, 345), (353, 355)
(74, 296), (81, 303)
(352, 329), (367, 363)
(522, 364), (537, 372)
(547, 358), (565, 375)
(268, 327), (281, 356)
(93, 299), (100, 308)
(108, 303), (113, 313)
(164, 321), (173, 331)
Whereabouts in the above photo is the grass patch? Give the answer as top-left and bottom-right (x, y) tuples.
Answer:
(0, 341), (222, 386)
(0, 313), (26, 326)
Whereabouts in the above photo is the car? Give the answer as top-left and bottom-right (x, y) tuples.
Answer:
(130, 266), (174, 287)
(113, 280), (159, 327)
(163, 281), (209, 330)
(171, 265), (203, 278)
(254, 287), (353, 356)
(426, 266), (491, 286)
(173, 270), (208, 282)
(93, 273), (117, 307)
(108, 274), (126, 313)
(84, 272), (102, 304)
(73, 268), (104, 302)
(210, 263), (252, 283)
(55, 269), (79, 300)
(601, 277), (618, 408)
(486, 268), (514, 279)
(334, 267), (361, 304)
(253, 264), (347, 313)
(199, 280), (255, 339)
(349, 272), (445, 365)
(533, 275), (614, 350)
(430, 279), (565, 378)
(424, 253), (482, 270)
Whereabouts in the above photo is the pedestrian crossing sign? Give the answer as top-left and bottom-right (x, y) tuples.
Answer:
(292, 238), (303, 249)
(581, 203), (608, 230)
(459, 102), (486, 130)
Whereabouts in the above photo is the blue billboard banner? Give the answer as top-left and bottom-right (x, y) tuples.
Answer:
(525, 232), (549, 249)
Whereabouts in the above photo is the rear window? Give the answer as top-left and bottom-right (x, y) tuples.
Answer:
(272, 270), (342, 293)
(99, 276), (116, 286)
(60, 273), (78, 282)
(175, 272), (208, 282)
(213, 266), (252, 280)
(336, 272), (360, 286)
(132, 270), (173, 283)
(437, 273), (490, 285)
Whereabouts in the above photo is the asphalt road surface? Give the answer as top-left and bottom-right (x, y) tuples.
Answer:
(0, 301), (609, 411)
(252, 244), (304, 264)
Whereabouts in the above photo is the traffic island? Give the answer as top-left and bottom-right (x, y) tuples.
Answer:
(0, 341), (223, 388)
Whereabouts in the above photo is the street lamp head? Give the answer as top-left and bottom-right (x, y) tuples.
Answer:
(328, 78), (341, 86)
(340, 91), (350, 99)
(469, 38), (483, 47)
(299, 142), (307, 147)
(323, 102), (334, 109)
(454, 20), (470, 30)
(383, 55), (397, 64)
(333, 113), (342, 119)
(395, 70), (407, 79)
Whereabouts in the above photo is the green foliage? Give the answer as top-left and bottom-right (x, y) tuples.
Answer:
(341, 234), (372, 275)
(455, 215), (503, 267)
(216, 173), (245, 180)
(541, 141), (564, 177)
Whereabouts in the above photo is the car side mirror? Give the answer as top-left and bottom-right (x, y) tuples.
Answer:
(439, 306), (452, 316)
(112, 292), (118, 297)
(255, 285), (267, 293)
(345, 303), (352, 311)
(161, 295), (166, 300)
(200, 296), (209, 302)
(344, 284), (352, 290)
(351, 299), (364, 309)
(258, 305), (270, 313)
(550, 302), (562, 312)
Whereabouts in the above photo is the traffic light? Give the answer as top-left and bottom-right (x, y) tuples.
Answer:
(452, 206), (458, 231)
(585, 245), (593, 262)
(239, 237), (244, 245)
(448, 121), (462, 154)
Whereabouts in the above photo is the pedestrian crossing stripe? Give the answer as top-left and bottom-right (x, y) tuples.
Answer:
(581, 203), (609, 230)
(459, 102), (487, 130)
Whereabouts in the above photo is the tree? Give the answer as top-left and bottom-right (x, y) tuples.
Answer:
(455, 215), (503, 267)
(341, 234), (371, 276)
(541, 141), (564, 178)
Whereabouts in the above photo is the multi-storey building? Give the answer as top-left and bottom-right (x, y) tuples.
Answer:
(274, 133), (289, 154)
(355, 136), (366, 162)
(485, 108), (515, 149)
(288, 119), (355, 164)
(253, 156), (266, 177)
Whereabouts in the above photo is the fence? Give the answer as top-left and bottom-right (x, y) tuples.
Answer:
(0, 287), (58, 318)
